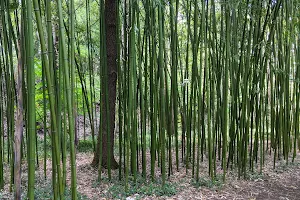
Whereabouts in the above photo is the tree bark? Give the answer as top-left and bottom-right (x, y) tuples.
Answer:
(92, 0), (118, 169)
(14, 31), (23, 200)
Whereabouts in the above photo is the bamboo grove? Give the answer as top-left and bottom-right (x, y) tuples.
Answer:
(0, 0), (299, 199)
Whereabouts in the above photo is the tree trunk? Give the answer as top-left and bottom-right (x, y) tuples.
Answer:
(92, 0), (118, 169)
(14, 28), (23, 200)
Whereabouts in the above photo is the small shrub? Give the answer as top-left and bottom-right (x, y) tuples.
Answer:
(77, 139), (94, 152)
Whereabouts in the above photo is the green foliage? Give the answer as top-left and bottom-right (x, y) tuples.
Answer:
(77, 139), (94, 152)
(274, 160), (300, 173)
(191, 174), (224, 189)
(34, 179), (89, 200)
(36, 136), (52, 158)
(9, 2), (19, 11)
(245, 172), (265, 181)
(36, 136), (95, 159)
(34, 59), (47, 122)
(33, 57), (95, 119)
(102, 175), (177, 199)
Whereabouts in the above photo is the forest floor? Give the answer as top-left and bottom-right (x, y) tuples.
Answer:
(1, 148), (300, 200)
(0, 114), (300, 199)
(72, 151), (300, 200)
(72, 150), (300, 200)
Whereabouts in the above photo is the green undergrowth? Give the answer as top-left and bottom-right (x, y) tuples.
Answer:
(34, 179), (89, 200)
(191, 174), (224, 189)
(274, 159), (300, 173)
(245, 171), (265, 180)
(98, 175), (178, 199)
(35, 136), (95, 160)
(77, 139), (94, 152)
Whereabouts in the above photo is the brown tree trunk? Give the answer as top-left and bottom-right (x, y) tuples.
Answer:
(91, 0), (118, 169)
